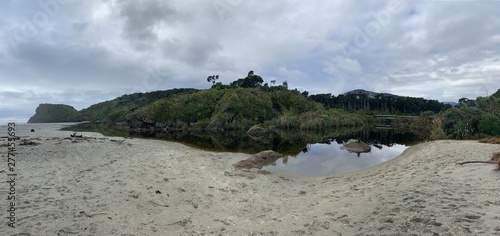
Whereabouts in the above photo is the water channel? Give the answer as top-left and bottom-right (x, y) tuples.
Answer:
(62, 123), (423, 176)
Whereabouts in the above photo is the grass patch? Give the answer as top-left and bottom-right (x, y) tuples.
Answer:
(478, 136), (500, 144)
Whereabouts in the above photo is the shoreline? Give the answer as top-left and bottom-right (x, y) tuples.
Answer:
(1, 124), (499, 235)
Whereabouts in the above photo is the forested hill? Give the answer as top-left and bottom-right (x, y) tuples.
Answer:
(28, 104), (81, 123)
(79, 88), (198, 121)
(27, 70), (499, 138)
(27, 88), (198, 123)
(27, 72), (371, 131)
(27, 69), (500, 139)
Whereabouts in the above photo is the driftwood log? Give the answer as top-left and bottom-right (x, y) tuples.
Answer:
(70, 133), (83, 138)
(456, 152), (500, 170)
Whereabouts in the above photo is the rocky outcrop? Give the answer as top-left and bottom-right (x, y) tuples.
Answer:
(341, 139), (371, 154)
(233, 150), (283, 169)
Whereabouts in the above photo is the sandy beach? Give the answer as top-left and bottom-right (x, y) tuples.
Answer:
(1, 124), (499, 235)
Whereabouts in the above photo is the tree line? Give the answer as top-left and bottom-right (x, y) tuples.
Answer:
(308, 93), (447, 115)
(207, 71), (447, 115)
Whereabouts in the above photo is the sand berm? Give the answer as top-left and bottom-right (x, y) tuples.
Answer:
(1, 124), (499, 235)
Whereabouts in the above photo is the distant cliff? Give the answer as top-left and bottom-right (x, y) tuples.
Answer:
(27, 104), (82, 123)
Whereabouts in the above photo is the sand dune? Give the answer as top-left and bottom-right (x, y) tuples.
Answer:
(1, 126), (499, 235)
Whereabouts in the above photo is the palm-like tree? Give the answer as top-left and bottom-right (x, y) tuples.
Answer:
(206, 75), (219, 85)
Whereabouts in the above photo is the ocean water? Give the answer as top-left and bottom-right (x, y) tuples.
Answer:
(0, 123), (97, 138)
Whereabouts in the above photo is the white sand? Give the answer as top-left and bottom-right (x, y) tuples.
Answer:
(1, 124), (499, 235)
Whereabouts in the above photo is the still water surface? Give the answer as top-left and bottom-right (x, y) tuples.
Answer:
(59, 122), (419, 176)
(264, 142), (408, 176)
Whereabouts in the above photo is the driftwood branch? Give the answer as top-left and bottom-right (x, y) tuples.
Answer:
(456, 160), (497, 165)
(455, 152), (500, 170)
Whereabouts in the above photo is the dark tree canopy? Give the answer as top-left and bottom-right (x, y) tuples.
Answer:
(207, 75), (219, 85)
(230, 72), (263, 88)
(309, 92), (446, 115)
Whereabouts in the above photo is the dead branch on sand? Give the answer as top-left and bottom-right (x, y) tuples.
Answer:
(456, 152), (500, 170)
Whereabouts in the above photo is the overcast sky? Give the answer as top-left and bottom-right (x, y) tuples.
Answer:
(1, 0), (499, 123)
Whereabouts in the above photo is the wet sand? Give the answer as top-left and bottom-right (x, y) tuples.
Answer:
(1, 124), (499, 235)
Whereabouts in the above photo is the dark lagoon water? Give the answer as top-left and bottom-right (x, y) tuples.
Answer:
(62, 123), (422, 176)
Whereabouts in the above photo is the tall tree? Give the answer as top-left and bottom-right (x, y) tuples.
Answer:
(207, 75), (219, 85)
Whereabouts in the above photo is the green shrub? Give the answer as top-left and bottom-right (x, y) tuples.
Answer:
(150, 89), (224, 123)
(270, 90), (318, 113)
(479, 113), (500, 136)
(274, 111), (301, 129)
(452, 120), (474, 139)
(441, 107), (482, 139)
(430, 128), (447, 140)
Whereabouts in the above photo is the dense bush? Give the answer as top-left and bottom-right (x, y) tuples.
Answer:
(421, 89), (499, 139)
(270, 90), (318, 113)
(271, 109), (368, 131)
(149, 89), (224, 123)
(127, 87), (370, 131)
(478, 113), (500, 136)
(80, 88), (198, 121)
(476, 95), (500, 116)
(209, 88), (275, 129)
(439, 107), (483, 139)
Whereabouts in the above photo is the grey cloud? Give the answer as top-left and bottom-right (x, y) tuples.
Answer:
(2, 0), (500, 123)
(72, 22), (88, 31)
(161, 36), (223, 67)
(9, 40), (145, 90)
(118, 0), (180, 50)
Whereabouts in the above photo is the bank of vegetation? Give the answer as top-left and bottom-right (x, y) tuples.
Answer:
(29, 71), (499, 139)
(391, 89), (500, 139)
(80, 88), (199, 121)
(127, 85), (368, 132)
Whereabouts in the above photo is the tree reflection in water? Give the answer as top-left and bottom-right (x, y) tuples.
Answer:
(63, 123), (422, 176)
